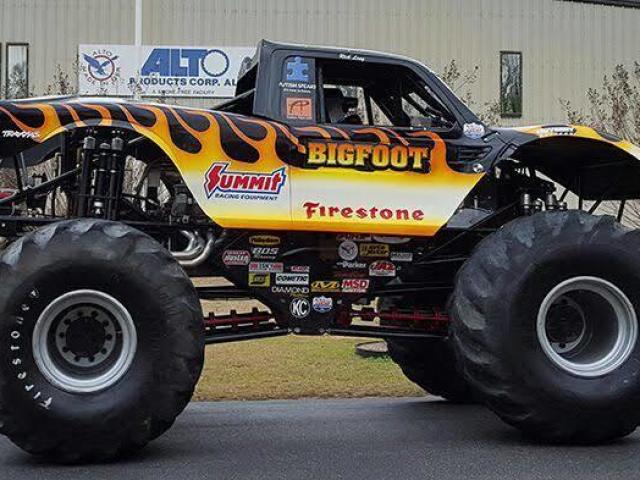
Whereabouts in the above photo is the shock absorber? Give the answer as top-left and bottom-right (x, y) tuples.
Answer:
(105, 134), (124, 220)
(76, 135), (96, 217)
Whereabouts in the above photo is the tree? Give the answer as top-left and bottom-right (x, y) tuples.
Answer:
(561, 63), (640, 226)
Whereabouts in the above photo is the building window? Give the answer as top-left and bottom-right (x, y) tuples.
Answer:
(6, 44), (29, 99)
(500, 51), (522, 118)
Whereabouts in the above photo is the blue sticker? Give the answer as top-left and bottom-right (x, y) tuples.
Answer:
(286, 56), (310, 82)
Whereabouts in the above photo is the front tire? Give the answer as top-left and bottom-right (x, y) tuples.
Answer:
(0, 220), (205, 462)
(451, 211), (640, 443)
(386, 338), (475, 403)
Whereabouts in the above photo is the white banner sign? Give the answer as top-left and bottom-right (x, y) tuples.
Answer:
(78, 44), (255, 98)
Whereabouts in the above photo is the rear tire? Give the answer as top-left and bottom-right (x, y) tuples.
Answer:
(0, 220), (205, 462)
(387, 338), (475, 403)
(451, 211), (640, 443)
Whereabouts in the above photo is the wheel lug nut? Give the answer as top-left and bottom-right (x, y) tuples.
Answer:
(21, 304), (29, 312)
(29, 289), (39, 299)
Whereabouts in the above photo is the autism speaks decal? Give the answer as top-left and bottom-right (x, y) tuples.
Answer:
(79, 44), (255, 98)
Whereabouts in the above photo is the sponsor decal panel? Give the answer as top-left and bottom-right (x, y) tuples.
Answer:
(341, 278), (370, 293)
(305, 141), (430, 172)
(222, 249), (250, 266)
(369, 260), (396, 277)
(390, 251), (413, 262)
(338, 240), (358, 261)
(248, 272), (270, 287)
(249, 235), (281, 246)
(2, 130), (40, 140)
(335, 260), (367, 269)
(303, 202), (425, 222)
(290, 265), (310, 273)
(272, 285), (309, 295)
(251, 246), (278, 259)
(312, 296), (333, 313)
(373, 236), (411, 244)
(359, 243), (390, 258)
(337, 234), (372, 242)
(204, 163), (287, 201)
(285, 97), (313, 120)
(249, 262), (284, 273)
(311, 280), (341, 293)
(275, 273), (309, 286)
(79, 44), (255, 97)
(290, 298), (311, 319)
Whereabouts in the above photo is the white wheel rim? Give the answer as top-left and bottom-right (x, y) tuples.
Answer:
(32, 289), (137, 393)
(536, 276), (637, 377)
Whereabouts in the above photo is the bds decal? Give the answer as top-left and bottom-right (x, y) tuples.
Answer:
(306, 141), (430, 172)
(204, 162), (287, 200)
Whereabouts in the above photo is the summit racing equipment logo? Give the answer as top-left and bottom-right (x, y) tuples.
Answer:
(306, 141), (430, 172)
(204, 163), (287, 201)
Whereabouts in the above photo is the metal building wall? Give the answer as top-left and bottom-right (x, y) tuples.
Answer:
(1, 0), (640, 125)
(0, 0), (134, 95)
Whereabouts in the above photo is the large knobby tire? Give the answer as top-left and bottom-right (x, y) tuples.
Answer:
(0, 220), (205, 462)
(451, 211), (640, 443)
(387, 338), (475, 403)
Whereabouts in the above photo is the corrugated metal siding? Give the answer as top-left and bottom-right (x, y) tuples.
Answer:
(0, 0), (134, 96)
(1, 0), (640, 125)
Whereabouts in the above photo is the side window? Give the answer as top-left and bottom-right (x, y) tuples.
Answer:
(323, 84), (369, 125)
(318, 59), (455, 129)
(5, 43), (28, 99)
(279, 55), (316, 122)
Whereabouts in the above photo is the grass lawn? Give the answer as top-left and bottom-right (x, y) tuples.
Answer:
(194, 336), (424, 401)
(194, 278), (424, 401)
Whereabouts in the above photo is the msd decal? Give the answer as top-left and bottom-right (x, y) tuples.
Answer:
(204, 163), (287, 200)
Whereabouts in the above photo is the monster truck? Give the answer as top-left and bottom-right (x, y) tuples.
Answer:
(2, 40), (640, 461)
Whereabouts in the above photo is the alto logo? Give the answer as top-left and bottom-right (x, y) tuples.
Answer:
(204, 163), (287, 199)
(141, 48), (230, 78)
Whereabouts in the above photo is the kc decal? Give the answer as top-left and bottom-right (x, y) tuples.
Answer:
(204, 163), (287, 200)
(306, 141), (430, 172)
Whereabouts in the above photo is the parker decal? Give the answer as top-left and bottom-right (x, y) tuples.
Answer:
(306, 141), (430, 172)
(204, 162), (287, 200)
(304, 202), (425, 222)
